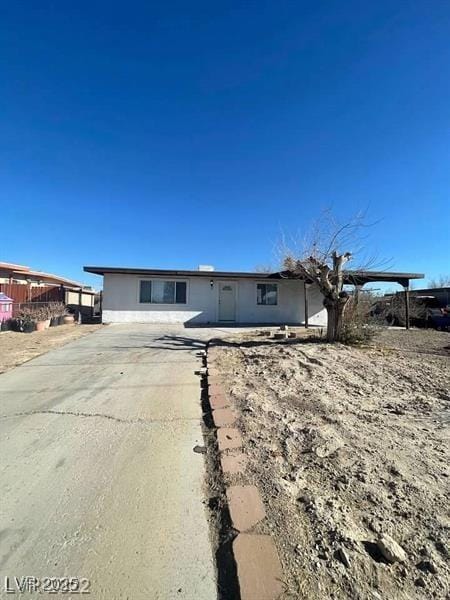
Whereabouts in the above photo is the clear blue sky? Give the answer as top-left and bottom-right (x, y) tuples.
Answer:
(1, 1), (449, 288)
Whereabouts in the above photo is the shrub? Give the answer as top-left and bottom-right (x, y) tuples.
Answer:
(340, 294), (378, 345)
(12, 308), (36, 332)
(47, 302), (66, 318)
(11, 302), (68, 332)
(371, 294), (427, 327)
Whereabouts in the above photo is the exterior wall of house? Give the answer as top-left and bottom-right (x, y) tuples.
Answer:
(102, 273), (327, 326)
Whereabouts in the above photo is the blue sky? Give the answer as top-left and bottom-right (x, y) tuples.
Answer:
(1, 1), (449, 289)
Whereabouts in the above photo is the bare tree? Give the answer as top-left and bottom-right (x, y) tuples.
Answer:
(428, 274), (450, 288)
(281, 210), (383, 343)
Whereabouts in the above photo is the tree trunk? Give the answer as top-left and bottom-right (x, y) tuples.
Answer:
(325, 296), (348, 342)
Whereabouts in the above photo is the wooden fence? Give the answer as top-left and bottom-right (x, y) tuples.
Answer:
(0, 283), (99, 322)
(0, 283), (64, 304)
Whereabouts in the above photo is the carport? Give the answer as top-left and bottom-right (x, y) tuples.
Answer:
(300, 270), (425, 330)
(343, 270), (424, 329)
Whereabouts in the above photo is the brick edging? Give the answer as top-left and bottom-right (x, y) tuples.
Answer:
(205, 341), (283, 600)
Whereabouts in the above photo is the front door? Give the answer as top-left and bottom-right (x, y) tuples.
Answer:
(218, 282), (236, 321)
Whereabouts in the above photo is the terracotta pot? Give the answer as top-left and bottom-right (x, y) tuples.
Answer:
(63, 315), (74, 325)
(36, 321), (46, 332)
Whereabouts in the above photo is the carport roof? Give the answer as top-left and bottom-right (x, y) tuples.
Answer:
(84, 266), (424, 287)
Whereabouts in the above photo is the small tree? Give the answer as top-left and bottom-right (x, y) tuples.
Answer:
(281, 210), (381, 343)
(283, 251), (352, 342)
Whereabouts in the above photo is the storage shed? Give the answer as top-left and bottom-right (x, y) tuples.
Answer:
(0, 292), (13, 324)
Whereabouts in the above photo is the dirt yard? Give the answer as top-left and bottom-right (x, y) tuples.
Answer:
(215, 328), (449, 599)
(0, 324), (102, 374)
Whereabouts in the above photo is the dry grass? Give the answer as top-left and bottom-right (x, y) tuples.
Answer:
(0, 324), (102, 374)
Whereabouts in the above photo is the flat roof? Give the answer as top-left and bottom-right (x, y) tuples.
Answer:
(0, 263), (85, 288)
(84, 266), (282, 279)
(342, 270), (424, 285)
(84, 266), (424, 285)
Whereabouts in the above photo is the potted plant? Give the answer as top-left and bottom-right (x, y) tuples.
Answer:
(63, 309), (75, 325)
(35, 319), (46, 331)
(24, 305), (47, 331)
(22, 316), (36, 333)
(16, 307), (37, 333)
(48, 302), (65, 326)
(35, 307), (47, 331)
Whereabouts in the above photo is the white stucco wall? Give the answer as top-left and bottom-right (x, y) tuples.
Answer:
(102, 273), (327, 326)
(305, 285), (328, 326)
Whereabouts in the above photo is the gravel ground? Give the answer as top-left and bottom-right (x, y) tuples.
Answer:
(0, 324), (102, 373)
(215, 328), (450, 599)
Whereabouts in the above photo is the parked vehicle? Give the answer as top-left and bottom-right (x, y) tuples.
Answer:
(370, 289), (450, 331)
(428, 313), (450, 331)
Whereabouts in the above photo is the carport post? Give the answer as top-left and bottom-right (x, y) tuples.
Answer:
(404, 282), (410, 330)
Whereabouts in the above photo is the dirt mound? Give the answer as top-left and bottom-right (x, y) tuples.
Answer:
(216, 329), (449, 599)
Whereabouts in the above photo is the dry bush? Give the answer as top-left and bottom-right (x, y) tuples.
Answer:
(372, 294), (427, 327)
(340, 293), (378, 345)
(47, 302), (67, 318)
(18, 302), (66, 322)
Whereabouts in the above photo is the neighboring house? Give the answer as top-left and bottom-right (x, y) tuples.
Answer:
(411, 287), (450, 310)
(83, 265), (423, 326)
(0, 261), (97, 317)
(0, 261), (84, 288)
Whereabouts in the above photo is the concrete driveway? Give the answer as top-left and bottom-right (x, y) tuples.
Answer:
(0, 324), (237, 599)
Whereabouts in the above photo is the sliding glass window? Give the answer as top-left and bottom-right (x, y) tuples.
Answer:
(139, 280), (187, 304)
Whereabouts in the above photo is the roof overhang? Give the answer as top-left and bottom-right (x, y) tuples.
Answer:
(84, 266), (424, 286)
(83, 266), (282, 280)
(341, 270), (424, 287)
(0, 262), (86, 288)
(9, 269), (83, 287)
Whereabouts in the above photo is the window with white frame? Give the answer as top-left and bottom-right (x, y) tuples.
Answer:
(139, 280), (187, 304)
(257, 283), (278, 305)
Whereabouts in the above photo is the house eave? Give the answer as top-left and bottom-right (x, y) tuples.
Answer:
(84, 266), (424, 286)
(84, 266), (284, 279)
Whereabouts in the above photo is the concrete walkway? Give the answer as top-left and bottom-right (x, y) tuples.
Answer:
(0, 324), (238, 599)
